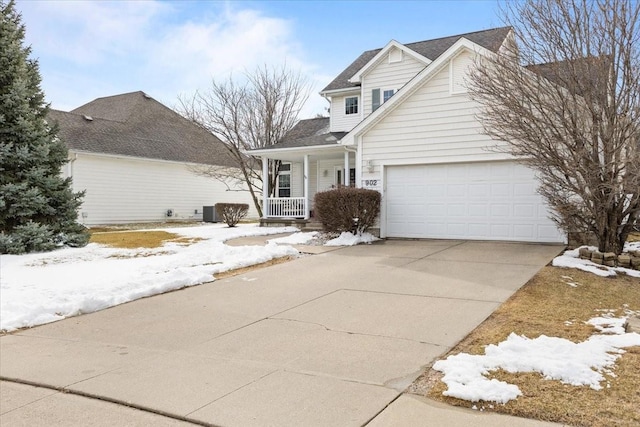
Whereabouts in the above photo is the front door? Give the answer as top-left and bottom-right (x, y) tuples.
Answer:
(335, 168), (356, 187)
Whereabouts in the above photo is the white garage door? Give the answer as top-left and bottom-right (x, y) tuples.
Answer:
(385, 162), (564, 242)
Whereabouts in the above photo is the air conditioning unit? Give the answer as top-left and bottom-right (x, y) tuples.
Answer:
(203, 205), (218, 223)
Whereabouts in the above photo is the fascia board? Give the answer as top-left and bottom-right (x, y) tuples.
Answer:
(319, 87), (361, 97)
(341, 37), (492, 146)
(245, 143), (344, 157)
(348, 40), (431, 84)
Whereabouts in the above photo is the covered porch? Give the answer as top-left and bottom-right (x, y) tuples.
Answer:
(253, 144), (357, 221)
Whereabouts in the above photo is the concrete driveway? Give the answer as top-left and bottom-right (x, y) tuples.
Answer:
(1, 239), (562, 426)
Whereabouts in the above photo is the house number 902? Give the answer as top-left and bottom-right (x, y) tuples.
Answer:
(364, 179), (378, 187)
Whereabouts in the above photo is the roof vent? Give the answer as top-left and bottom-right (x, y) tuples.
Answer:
(83, 115), (93, 121)
(143, 92), (152, 99)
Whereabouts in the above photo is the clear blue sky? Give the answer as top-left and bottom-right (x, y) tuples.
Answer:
(17, 0), (503, 118)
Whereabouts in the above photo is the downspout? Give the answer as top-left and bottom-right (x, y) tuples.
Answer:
(68, 153), (78, 183)
(68, 153), (81, 222)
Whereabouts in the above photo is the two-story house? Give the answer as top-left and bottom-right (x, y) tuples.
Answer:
(250, 27), (565, 243)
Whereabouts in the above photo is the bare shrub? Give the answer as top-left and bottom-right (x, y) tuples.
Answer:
(314, 188), (381, 233)
(215, 203), (249, 227)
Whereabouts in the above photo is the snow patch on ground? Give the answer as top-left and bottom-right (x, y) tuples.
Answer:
(0, 224), (298, 332)
(325, 232), (379, 246)
(587, 317), (628, 335)
(268, 231), (318, 245)
(552, 246), (640, 278)
(433, 316), (640, 404)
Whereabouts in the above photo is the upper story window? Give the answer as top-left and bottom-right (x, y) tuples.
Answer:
(345, 96), (359, 115)
(372, 88), (396, 112)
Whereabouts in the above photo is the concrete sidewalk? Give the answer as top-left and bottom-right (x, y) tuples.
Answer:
(1, 239), (563, 426)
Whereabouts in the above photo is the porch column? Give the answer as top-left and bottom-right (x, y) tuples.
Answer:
(303, 154), (310, 220)
(262, 156), (269, 218)
(343, 150), (349, 186)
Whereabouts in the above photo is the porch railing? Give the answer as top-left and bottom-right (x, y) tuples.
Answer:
(265, 197), (307, 218)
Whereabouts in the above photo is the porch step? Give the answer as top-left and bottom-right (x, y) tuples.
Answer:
(301, 221), (324, 232)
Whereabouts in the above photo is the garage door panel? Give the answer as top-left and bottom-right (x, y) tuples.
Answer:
(448, 204), (466, 216)
(490, 224), (510, 237)
(469, 203), (488, 216)
(514, 182), (535, 196)
(514, 224), (535, 239)
(385, 162), (565, 243)
(447, 184), (466, 197)
(468, 223), (489, 236)
(490, 183), (510, 197)
(468, 184), (489, 197)
(514, 204), (535, 218)
(490, 204), (510, 217)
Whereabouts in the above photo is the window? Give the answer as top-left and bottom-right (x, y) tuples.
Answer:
(345, 96), (358, 115)
(372, 89), (380, 112)
(278, 163), (291, 197)
(383, 89), (395, 103)
(372, 88), (396, 112)
(336, 168), (356, 187)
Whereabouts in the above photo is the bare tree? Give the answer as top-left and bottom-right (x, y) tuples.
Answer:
(469, 0), (639, 254)
(179, 65), (310, 217)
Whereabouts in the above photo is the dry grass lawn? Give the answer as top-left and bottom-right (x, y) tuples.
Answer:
(412, 266), (640, 427)
(90, 230), (200, 249)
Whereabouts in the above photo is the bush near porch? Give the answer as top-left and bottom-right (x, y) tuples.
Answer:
(216, 203), (249, 227)
(314, 187), (380, 233)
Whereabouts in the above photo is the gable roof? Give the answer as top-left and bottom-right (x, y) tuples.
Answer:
(255, 117), (347, 151)
(349, 40), (431, 84)
(321, 27), (511, 93)
(280, 117), (346, 147)
(340, 37), (495, 146)
(49, 91), (235, 167)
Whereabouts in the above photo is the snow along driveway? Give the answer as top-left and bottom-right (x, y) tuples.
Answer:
(0, 224), (300, 332)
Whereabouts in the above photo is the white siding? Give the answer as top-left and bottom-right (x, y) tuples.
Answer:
(288, 161), (317, 200)
(330, 94), (362, 132)
(361, 50), (511, 177)
(362, 48), (425, 115)
(67, 152), (258, 225)
(308, 161), (318, 207)
(315, 159), (356, 193)
(450, 51), (474, 94)
(291, 162), (303, 197)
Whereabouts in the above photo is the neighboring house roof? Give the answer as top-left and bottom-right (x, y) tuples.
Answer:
(526, 55), (611, 97)
(258, 117), (346, 150)
(48, 91), (235, 167)
(321, 27), (511, 93)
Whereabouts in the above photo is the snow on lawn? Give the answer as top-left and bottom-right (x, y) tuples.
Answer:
(267, 231), (380, 247)
(433, 316), (640, 404)
(325, 231), (379, 246)
(552, 245), (640, 278)
(0, 224), (298, 332)
(268, 231), (318, 245)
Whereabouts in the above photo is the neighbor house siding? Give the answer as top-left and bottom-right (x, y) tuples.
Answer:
(66, 152), (258, 225)
(361, 48), (425, 115)
(330, 94), (362, 132)
(360, 50), (512, 181)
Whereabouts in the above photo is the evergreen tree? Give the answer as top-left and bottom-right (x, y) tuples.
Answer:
(0, 0), (88, 254)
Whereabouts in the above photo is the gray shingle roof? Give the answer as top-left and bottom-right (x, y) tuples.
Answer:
(321, 27), (511, 92)
(48, 91), (235, 167)
(256, 117), (347, 150)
